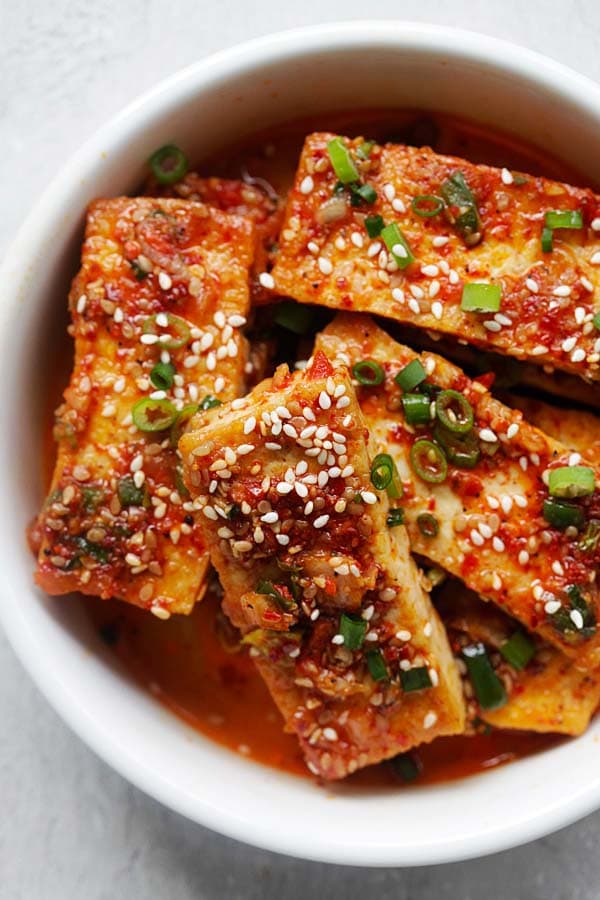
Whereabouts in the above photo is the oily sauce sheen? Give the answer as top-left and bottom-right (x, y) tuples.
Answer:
(56, 111), (574, 787)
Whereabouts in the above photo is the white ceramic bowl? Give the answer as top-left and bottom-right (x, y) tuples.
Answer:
(3, 21), (600, 867)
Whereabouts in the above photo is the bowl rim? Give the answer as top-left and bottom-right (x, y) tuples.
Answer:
(4, 20), (600, 867)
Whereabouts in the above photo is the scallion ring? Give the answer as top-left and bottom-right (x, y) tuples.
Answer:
(149, 144), (188, 185)
(543, 498), (584, 530)
(150, 361), (176, 391)
(395, 359), (426, 392)
(435, 389), (474, 435)
(410, 439), (448, 484)
(132, 397), (177, 433)
(548, 465), (596, 498)
(352, 359), (385, 386)
(371, 453), (401, 498)
(381, 222), (415, 269)
(411, 194), (444, 218)
(402, 393), (432, 425)
(143, 313), (190, 349)
(327, 137), (359, 184)
(416, 512), (439, 538)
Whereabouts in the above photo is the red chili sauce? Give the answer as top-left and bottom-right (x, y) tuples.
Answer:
(48, 110), (576, 788)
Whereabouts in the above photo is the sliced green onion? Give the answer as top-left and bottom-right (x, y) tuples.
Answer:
(356, 140), (375, 160)
(592, 311), (600, 331)
(548, 465), (596, 498)
(411, 194), (445, 218)
(352, 359), (385, 386)
(150, 361), (176, 391)
(199, 395), (222, 411)
(132, 397), (177, 432)
(541, 226), (554, 253)
(387, 508), (405, 528)
(499, 631), (536, 670)
(350, 182), (377, 205)
(417, 512), (439, 538)
(462, 643), (507, 710)
(381, 223), (415, 269)
(542, 209), (583, 252)
(549, 585), (596, 640)
(410, 439), (448, 484)
(440, 171), (481, 245)
(400, 666), (432, 693)
(130, 260), (149, 281)
(149, 144), (188, 185)
(170, 403), (199, 448)
(366, 648), (388, 681)
(143, 313), (190, 349)
(339, 612), (367, 650)
(543, 498), (584, 530)
(395, 359), (426, 391)
(545, 210), (584, 230)
(433, 425), (481, 469)
(327, 137), (359, 184)
(256, 579), (294, 610)
(273, 300), (315, 335)
(435, 389), (474, 435)
(461, 283), (502, 313)
(364, 214), (385, 238)
(402, 393), (432, 425)
(371, 453), (401, 498)
(579, 519), (600, 553)
(390, 752), (420, 782)
(117, 476), (146, 508)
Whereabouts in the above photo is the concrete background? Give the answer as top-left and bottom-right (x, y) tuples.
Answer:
(3, 2), (600, 897)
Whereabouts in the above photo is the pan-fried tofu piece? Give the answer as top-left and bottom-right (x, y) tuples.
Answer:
(180, 352), (464, 779)
(144, 172), (282, 302)
(437, 581), (600, 736)
(33, 197), (254, 615)
(316, 314), (600, 667)
(508, 395), (600, 467)
(271, 132), (600, 381)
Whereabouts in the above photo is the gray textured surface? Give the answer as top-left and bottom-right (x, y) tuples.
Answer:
(3, 1), (600, 897)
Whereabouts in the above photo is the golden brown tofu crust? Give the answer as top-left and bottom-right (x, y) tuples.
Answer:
(271, 132), (600, 381)
(180, 353), (464, 778)
(316, 314), (600, 667)
(34, 196), (254, 615)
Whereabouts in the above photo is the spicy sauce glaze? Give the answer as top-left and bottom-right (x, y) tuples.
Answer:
(51, 110), (575, 787)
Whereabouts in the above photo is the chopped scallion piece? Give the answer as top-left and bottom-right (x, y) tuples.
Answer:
(545, 209), (584, 230)
(410, 439), (448, 484)
(371, 453), (401, 498)
(352, 359), (385, 386)
(579, 519), (600, 553)
(149, 144), (189, 185)
(402, 393), (432, 425)
(411, 194), (444, 218)
(256, 579), (294, 610)
(339, 613), (368, 650)
(543, 498), (584, 530)
(433, 425), (480, 469)
(273, 300), (315, 334)
(500, 631), (536, 670)
(366, 648), (388, 681)
(143, 313), (190, 349)
(400, 666), (432, 693)
(199, 395), (221, 411)
(440, 171), (481, 245)
(390, 752), (420, 782)
(416, 512), (439, 538)
(327, 137), (359, 184)
(541, 226), (554, 253)
(461, 283), (502, 313)
(593, 311), (600, 331)
(381, 222), (415, 269)
(356, 140), (375, 160)
(548, 465), (595, 498)
(132, 397), (177, 432)
(395, 359), (426, 391)
(435, 389), (474, 435)
(117, 476), (146, 508)
(462, 643), (507, 710)
(150, 361), (176, 391)
(364, 214), (385, 237)
(350, 182), (377, 205)
(387, 508), (404, 528)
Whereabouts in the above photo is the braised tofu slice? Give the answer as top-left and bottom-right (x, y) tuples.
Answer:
(437, 581), (600, 736)
(180, 353), (464, 779)
(33, 197), (254, 615)
(271, 132), (600, 381)
(508, 395), (600, 467)
(144, 172), (282, 301)
(316, 314), (600, 667)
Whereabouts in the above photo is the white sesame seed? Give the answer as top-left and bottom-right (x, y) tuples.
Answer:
(569, 452), (582, 466)
(592, 218), (600, 231)
(424, 712), (437, 730)
(545, 598), (562, 615)
(331, 634), (344, 645)
(429, 280), (440, 299)
(392, 198), (406, 213)
(261, 511), (278, 524)
(367, 241), (382, 258)
(424, 621), (433, 637)
(319, 391), (331, 410)
(421, 264), (439, 277)
(483, 320), (502, 332)
(431, 301), (443, 320)
(591, 252), (600, 265)
(571, 348), (586, 362)
(237, 444), (255, 456)
(203, 506), (218, 521)
(361, 491), (377, 505)
(318, 257), (333, 275)
(76, 294), (87, 314)
(408, 298), (421, 315)
(495, 313), (512, 327)
(276, 534), (290, 545)
(392, 243), (408, 259)
(575, 306), (587, 325)
(506, 423), (519, 439)
(432, 235), (449, 247)
(300, 175), (314, 194)
(501, 167), (513, 185)
(562, 336), (577, 353)
(514, 494), (527, 508)
(383, 183), (396, 202)
(552, 560), (565, 576)
(141, 333), (159, 345)
(392, 288), (405, 304)
(500, 495), (513, 515)
(396, 630), (412, 642)
(518, 550), (530, 566)
(478, 522), (493, 539)
(259, 272), (275, 289)
(470, 529), (484, 547)
(525, 278), (539, 293)
(479, 428), (497, 443)
(570, 609), (584, 630)
(351, 231), (364, 248)
(531, 345), (548, 356)
(492, 536), (505, 552)
(313, 515), (330, 529)
(553, 285), (572, 297)
(449, 269), (460, 285)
